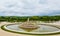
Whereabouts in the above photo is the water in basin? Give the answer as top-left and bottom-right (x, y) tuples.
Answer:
(6, 24), (60, 32)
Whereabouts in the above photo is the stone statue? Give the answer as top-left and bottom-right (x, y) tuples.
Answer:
(19, 18), (39, 32)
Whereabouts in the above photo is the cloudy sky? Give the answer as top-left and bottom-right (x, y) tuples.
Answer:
(0, 0), (60, 16)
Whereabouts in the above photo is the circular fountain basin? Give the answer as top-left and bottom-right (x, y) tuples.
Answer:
(1, 24), (60, 35)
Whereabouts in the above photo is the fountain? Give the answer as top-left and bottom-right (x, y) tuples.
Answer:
(1, 18), (60, 35)
(19, 18), (39, 32)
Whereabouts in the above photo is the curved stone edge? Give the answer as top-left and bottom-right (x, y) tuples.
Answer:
(1, 24), (60, 35)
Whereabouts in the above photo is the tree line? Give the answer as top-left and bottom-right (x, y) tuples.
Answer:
(0, 16), (60, 22)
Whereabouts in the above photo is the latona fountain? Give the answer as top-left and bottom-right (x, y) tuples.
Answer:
(1, 18), (60, 35)
(19, 18), (39, 32)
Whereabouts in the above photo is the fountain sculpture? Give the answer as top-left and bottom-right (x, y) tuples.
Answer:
(19, 18), (39, 32)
